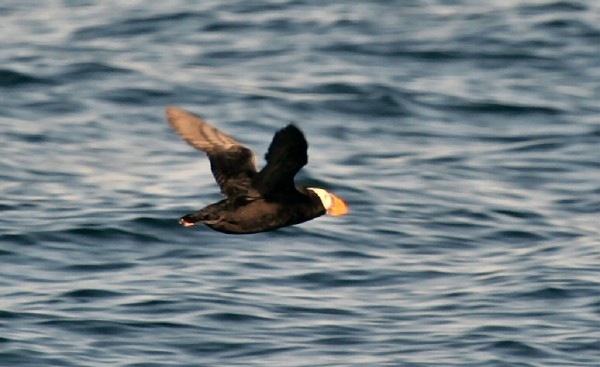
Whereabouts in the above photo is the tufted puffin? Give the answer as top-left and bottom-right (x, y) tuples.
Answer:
(166, 106), (348, 234)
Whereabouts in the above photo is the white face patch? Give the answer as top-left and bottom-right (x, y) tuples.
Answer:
(307, 187), (332, 210)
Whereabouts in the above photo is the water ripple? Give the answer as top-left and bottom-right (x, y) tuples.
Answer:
(1, 0), (599, 366)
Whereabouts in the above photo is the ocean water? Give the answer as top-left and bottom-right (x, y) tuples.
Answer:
(1, 0), (599, 366)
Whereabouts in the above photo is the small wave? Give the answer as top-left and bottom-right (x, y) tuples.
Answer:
(488, 339), (549, 358)
(169, 340), (261, 355)
(21, 99), (85, 115)
(61, 226), (158, 241)
(312, 82), (410, 117)
(500, 139), (565, 153)
(0, 310), (21, 320)
(129, 216), (179, 228)
(59, 62), (133, 81)
(290, 269), (403, 288)
(445, 100), (563, 116)
(39, 318), (135, 336)
(518, 286), (571, 300)
(121, 299), (184, 316)
(274, 305), (357, 317)
(200, 48), (287, 63)
(314, 336), (366, 346)
(0, 249), (15, 256)
(0, 351), (55, 367)
(0, 233), (36, 246)
(326, 250), (380, 259)
(486, 229), (548, 242)
(39, 318), (190, 336)
(493, 209), (544, 220)
(202, 20), (255, 33)
(31, 225), (162, 247)
(71, 12), (206, 41)
(62, 262), (135, 273)
(519, 1), (588, 14)
(61, 289), (123, 300)
(206, 312), (271, 323)
(0, 68), (53, 88)
(98, 87), (171, 105)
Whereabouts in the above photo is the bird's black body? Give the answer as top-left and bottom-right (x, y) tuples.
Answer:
(167, 107), (328, 234)
(180, 190), (325, 234)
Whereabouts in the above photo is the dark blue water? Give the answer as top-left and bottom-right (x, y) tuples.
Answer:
(2, 1), (599, 366)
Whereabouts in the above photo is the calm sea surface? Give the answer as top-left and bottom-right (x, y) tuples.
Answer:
(1, 1), (599, 366)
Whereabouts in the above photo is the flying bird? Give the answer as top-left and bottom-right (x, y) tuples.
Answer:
(166, 106), (348, 234)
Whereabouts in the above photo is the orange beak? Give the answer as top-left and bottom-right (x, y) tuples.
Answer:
(327, 193), (349, 216)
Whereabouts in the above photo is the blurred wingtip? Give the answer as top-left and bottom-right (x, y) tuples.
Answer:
(166, 105), (184, 119)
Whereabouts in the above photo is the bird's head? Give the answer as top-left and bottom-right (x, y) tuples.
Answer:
(307, 188), (349, 216)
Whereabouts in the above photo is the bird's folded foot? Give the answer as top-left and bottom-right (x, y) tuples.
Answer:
(179, 210), (221, 227)
(179, 217), (196, 227)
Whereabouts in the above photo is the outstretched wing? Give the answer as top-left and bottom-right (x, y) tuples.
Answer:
(166, 106), (257, 197)
(252, 124), (308, 200)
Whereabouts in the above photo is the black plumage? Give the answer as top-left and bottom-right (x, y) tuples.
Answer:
(166, 107), (347, 234)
